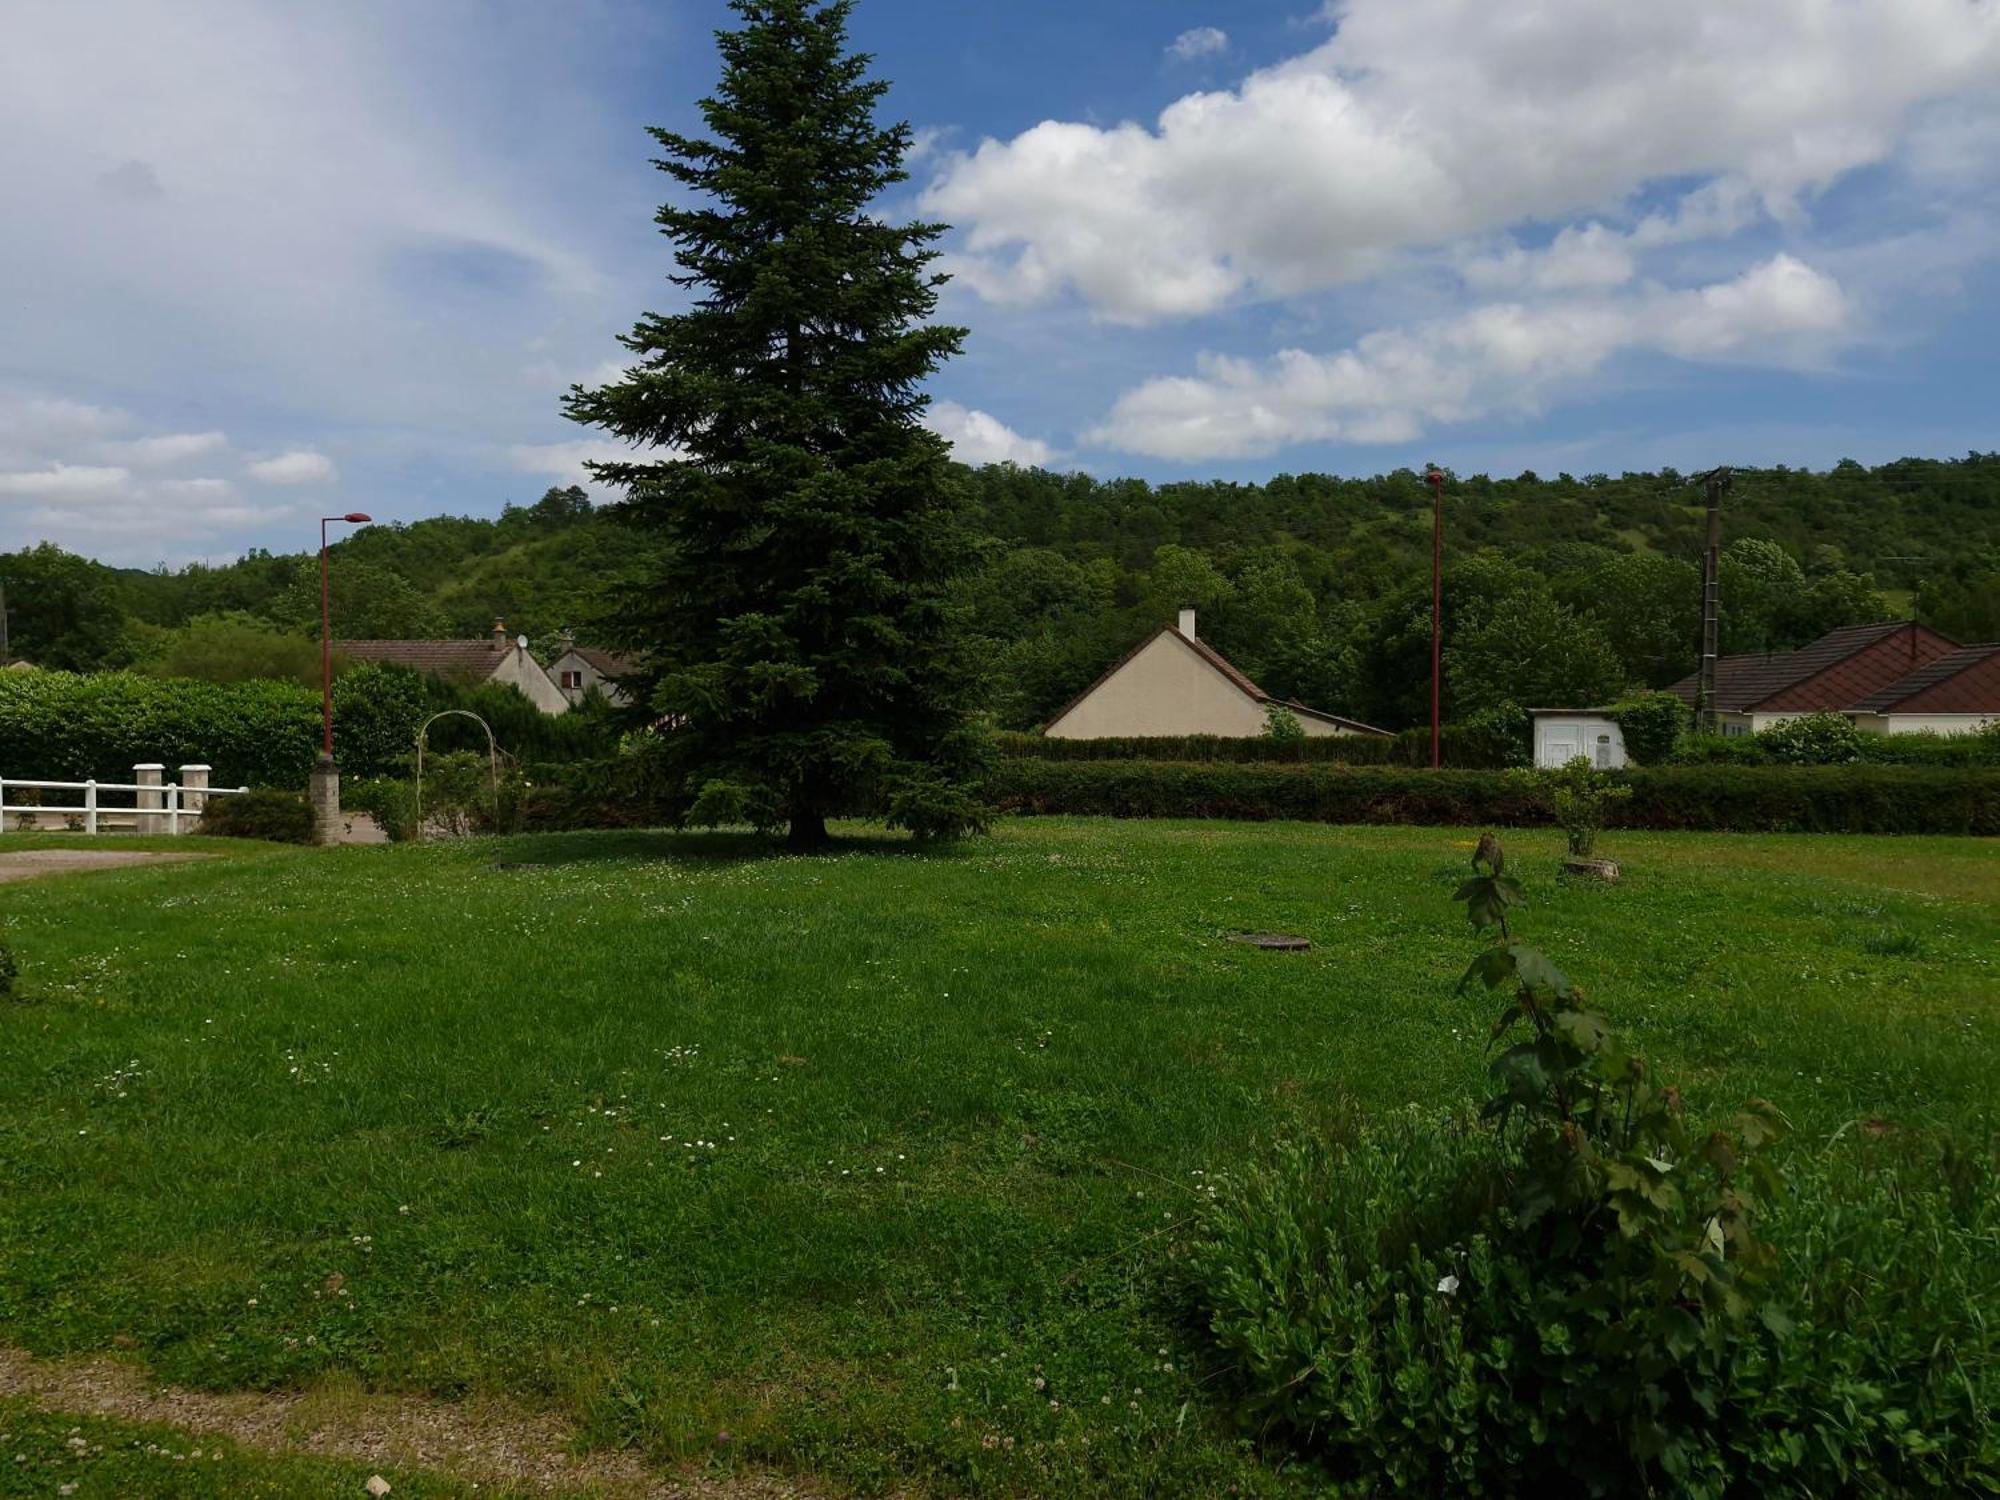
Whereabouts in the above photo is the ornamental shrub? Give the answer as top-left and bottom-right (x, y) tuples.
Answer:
(1537, 754), (1632, 857)
(0, 945), (16, 999)
(197, 788), (315, 844)
(1758, 711), (1863, 765)
(1610, 690), (1689, 765)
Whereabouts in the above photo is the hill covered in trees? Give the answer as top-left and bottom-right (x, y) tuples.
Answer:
(4, 453), (1996, 732)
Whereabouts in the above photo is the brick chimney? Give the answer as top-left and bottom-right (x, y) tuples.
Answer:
(1178, 607), (1197, 640)
(558, 628), (576, 656)
(491, 618), (507, 646)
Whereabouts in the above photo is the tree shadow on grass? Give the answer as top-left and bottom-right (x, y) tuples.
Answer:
(483, 825), (980, 870)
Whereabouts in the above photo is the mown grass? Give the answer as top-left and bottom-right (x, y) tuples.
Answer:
(2, 821), (1995, 1495)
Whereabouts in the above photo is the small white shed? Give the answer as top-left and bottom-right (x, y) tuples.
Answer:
(1530, 710), (1627, 769)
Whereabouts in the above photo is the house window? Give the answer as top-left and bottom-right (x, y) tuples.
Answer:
(1723, 721), (1748, 738)
(560, 670), (584, 690)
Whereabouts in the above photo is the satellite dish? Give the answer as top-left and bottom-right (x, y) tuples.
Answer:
(517, 635), (528, 649)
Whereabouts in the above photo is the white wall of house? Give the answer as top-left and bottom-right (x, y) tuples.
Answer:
(489, 641), (571, 716)
(1532, 713), (1627, 769)
(1049, 632), (1269, 738)
(1851, 711), (1996, 736)
(550, 649), (632, 708)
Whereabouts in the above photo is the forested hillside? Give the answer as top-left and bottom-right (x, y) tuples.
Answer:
(4, 454), (1996, 732)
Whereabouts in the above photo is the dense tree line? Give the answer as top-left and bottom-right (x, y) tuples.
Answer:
(3, 452), (1995, 733)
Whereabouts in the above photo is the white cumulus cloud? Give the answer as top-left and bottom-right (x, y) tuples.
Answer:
(926, 0), (2000, 324)
(923, 402), (1056, 467)
(246, 449), (335, 485)
(107, 430), (229, 467)
(1087, 256), (1848, 460)
(1167, 27), (1228, 62)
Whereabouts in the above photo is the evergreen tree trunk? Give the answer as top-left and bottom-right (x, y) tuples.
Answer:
(566, 0), (993, 846)
(786, 810), (830, 850)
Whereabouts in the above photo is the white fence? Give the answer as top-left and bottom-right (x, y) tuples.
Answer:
(1, 763), (248, 836)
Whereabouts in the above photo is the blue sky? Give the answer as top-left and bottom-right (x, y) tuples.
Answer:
(2, 0), (1996, 564)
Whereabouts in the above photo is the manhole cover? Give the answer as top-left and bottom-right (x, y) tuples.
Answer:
(1228, 932), (1312, 952)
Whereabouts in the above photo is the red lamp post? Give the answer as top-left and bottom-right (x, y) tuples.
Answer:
(1425, 468), (1446, 770)
(319, 513), (372, 758)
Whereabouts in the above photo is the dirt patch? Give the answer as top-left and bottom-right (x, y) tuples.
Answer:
(0, 850), (209, 884)
(0, 1347), (828, 1497)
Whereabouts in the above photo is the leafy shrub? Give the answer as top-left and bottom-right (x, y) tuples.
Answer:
(1536, 754), (1632, 857)
(1261, 703), (1305, 741)
(1610, 690), (1689, 765)
(1758, 711), (1864, 765)
(992, 760), (2000, 835)
(197, 788), (316, 844)
(415, 751), (528, 838)
(0, 944), (16, 999)
(1197, 840), (1787, 1495)
(342, 776), (419, 841)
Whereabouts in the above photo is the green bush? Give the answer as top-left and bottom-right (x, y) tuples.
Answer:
(342, 776), (419, 841)
(1758, 711), (1864, 765)
(197, 788), (316, 844)
(1610, 690), (1689, 765)
(1536, 754), (1631, 857)
(0, 944), (16, 999)
(991, 761), (2000, 835)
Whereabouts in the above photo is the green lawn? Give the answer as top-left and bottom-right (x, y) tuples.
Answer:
(2, 821), (1995, 1496)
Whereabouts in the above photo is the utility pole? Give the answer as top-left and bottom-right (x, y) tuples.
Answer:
(0, 582), (9, 666)
(1425, 467), (1446, 768)
(1692, 466), (1732, 733)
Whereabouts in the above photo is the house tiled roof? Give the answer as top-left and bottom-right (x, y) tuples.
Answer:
(1852, 644), (2000, 712)
(1667, 622), (1959, 714)
(337, 639), (510, 686)
(568, 646), (635, 680)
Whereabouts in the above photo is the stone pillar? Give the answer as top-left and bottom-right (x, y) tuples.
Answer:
(133, 763), (165, 835)
(310, 753), (341, 846)
(179, 764), (211, 828)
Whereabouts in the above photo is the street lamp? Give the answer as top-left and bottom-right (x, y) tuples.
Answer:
(319, 513), (372, 757)
(1425, 468), (1445, 770)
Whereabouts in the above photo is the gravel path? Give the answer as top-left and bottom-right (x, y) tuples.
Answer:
(0, 850), (208, 883)
(0, 1347), (829, 1498)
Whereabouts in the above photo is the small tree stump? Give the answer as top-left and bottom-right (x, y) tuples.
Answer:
(1228, 932), (1313, 952)
(1562, 858), (1620, 883)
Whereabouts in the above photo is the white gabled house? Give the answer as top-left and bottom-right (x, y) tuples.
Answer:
(1044, 610), (1387, 740)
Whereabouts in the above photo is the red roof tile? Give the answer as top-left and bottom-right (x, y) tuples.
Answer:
(1853, 644), (2000, 713)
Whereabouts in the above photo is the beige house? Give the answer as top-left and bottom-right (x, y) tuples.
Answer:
(549, 633), (637, 708)
(1045, 610), (1387, 739)
(338, 620), (571, 715)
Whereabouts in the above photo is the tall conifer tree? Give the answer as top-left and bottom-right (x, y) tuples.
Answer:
(568, 0), (987, 847)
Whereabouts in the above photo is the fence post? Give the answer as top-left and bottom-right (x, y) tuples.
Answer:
(85, 780), (98, 835)
(134, 763), (165, 835)
(0, 777), (6, 832)
(167, 782), (182, 836)
(179, 765), (211, 821)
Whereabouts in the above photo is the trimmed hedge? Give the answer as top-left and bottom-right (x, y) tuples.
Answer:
(197, 788), (316, 844)
(991, 760), (2000, 835)
(0, 664), (618, 788)
(995, 722), (1522, 769)
(1675, 727), (2000, 768)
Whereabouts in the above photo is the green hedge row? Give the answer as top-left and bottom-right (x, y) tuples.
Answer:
(1672, 728), (2000, 768)
(990, 761), (2000, 835)
(994, 723), (1523, 769)
(0, 665), (617, 788)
